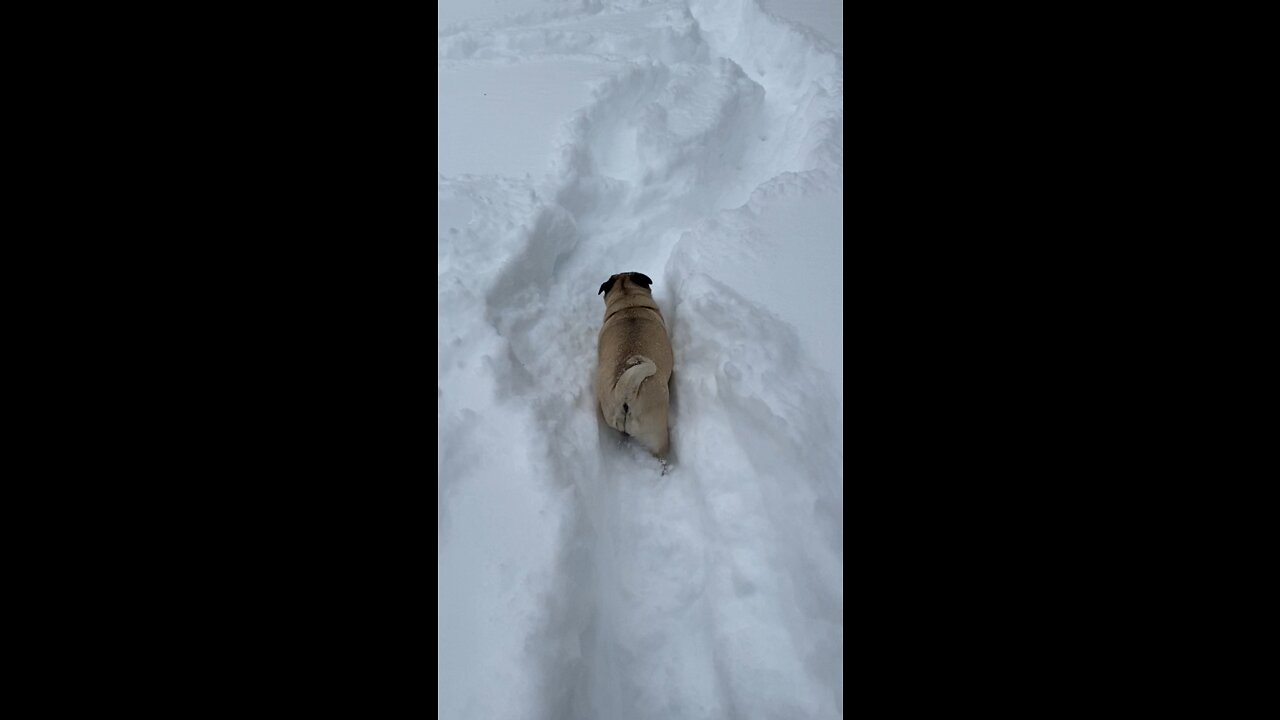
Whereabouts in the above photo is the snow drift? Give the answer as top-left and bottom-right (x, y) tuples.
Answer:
(439, 1), (843, 718)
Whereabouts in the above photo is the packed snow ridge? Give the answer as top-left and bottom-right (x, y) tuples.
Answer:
(439, 1), (843, 718)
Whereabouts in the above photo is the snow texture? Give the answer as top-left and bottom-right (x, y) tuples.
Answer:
(439, 1), (843, 718)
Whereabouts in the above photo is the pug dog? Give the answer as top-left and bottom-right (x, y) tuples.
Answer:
(596, 271), (673, 458)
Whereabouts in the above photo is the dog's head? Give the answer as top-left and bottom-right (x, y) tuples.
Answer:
(598, 272), (653, 300)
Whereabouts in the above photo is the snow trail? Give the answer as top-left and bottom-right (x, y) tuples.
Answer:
(439, 2), (842, 718)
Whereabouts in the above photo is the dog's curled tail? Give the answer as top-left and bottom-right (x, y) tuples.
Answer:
(610, 355), (657, 432)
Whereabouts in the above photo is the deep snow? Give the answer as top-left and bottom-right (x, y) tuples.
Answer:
(439, 1), (843, 718)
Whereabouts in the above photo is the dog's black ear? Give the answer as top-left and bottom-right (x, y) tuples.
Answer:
(599, 276), (617, 295)
(630, 272), (653, 289)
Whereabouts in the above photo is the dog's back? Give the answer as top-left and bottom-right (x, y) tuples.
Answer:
(596, 273), (673, 457)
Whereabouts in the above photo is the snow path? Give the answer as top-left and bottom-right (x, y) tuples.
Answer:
(439, 2), (842, 719)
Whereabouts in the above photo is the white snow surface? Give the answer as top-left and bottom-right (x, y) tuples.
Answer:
(438, 1), (843, 718)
